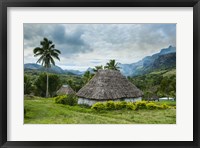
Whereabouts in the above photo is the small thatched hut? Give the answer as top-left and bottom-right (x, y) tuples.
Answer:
(57, 85), (75, 95)
(77, 69), (143, 106)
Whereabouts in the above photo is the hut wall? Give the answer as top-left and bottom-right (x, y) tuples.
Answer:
(78, 98), (99, 106)
(123, 97), (142, 102)
(78, 97), (142, 106)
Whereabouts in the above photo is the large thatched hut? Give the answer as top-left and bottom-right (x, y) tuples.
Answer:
(76, 69), (143, 106)
(57, 85), (75, 95)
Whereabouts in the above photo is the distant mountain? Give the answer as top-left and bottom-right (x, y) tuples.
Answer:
(64, 69), (84, 75)
(25, 46), (176, 77)
(40, 65), (65, 74)
(24, 63), (84, 75)
(118, 46), (176, 76)
(24, 63), (42, 70)
(159, 45), (175, 55)
(86, 67), (95, 73)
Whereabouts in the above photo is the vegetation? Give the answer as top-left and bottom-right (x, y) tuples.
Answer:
(104, 59), (120, 70)
(24, 75), (33, 94)
(55, 94), (78, 106)
(91, 101), (172, 111)
(34, 73), (62, 97)
(82, 71), (94, 85)
(25, 58), (176, 102)
(33, 37), (61, 97)
(93, 65), (103, 72)
(128, 68), (176, 100)
(24, 97), (176, 124)
(24, 56), (176, 124)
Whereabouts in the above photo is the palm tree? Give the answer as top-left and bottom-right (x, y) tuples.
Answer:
(93, 65), (103, 72)
(104, 59), (120, 70)
(33, 37), (61, 97)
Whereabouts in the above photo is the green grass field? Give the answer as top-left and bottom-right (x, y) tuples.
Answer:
(24, 96), (176, 124)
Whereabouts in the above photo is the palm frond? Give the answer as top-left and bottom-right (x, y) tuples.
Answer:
(49, 44), (55, 49)
(52, 55), (60, 61)
(33, 47), (43, 54)
(36, 55), (45, 63)
(50, 57), (55, 65)
(50, 52), (60, 61)
(53, 49), (61, 54)
(34, 52), (44, 57)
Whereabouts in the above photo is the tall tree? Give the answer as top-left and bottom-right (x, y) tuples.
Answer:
(104, 59), (120, 70)
(33, 37), (61, 97)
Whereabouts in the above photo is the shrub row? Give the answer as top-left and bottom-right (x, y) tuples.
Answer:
(91, 101), (171, 111)
(55, 94), (77, 106)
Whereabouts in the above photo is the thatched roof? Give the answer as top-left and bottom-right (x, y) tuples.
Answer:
(57, 85), (75, 95)
(77, 70), (143, 100)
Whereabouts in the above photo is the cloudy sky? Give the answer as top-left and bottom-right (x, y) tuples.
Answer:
(24, 24), (176, 71)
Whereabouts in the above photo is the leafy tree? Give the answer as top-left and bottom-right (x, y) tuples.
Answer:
(67, 79), (73, 88)
(143, 90), (153, 101)
(104, 59), (120, 70)
(24, 75), (33, 94)
(33, 37), (61, 97)
(66, 79), (78, 92)
(129, 71), (176, 100)
(93, 65), (103, 72)
(48, 74), (62, 96)
(159, 76), (176, 100)
(169, 91), (176, 100)
(34, 73), (62, 97)
(82, 71), (93, 85)
(169, 75), (176, 100)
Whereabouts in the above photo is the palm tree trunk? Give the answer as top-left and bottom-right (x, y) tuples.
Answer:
(46, 70), (49, 98)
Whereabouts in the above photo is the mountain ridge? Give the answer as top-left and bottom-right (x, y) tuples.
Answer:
(118, 46), (176, 76)
(24, 63), (84, 75)
(24, 46), (176, 76)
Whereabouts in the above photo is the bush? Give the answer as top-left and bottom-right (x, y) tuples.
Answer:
(126, 102), (136, 110)
(92, 101), (129, 111)
(161, 103), (170, 109)
(91, 102), (106, 111)
(55, 94), (77, 106)
(146, 102), (159, 110)
(91, 101), (171, 111)
(115, 101), (127, 110)
(55, 95), (67, 104)
(135, 101), (147, 109)
(105, 101), (116, 110)
(66, 94), (78, 106)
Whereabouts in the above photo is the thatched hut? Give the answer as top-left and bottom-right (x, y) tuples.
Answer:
(77, 69), (143, 106)
(57, 85), (75, 95)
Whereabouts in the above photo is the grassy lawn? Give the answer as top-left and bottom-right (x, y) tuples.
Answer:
(24, 96), (176, 124)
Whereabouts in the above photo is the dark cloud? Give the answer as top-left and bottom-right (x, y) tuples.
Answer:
(24, 24), (93, 57)
(24, 23), (176, 70)
(49, 25), (85, 46)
